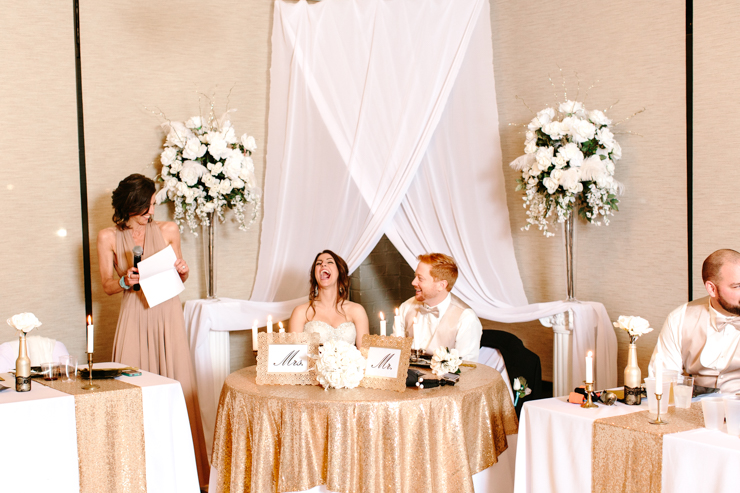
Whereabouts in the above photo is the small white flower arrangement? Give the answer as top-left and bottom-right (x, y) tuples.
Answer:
(430, 346), (462, 377)
(510, 100), (624, 237)
(613, 315), (653, 344)
(7, 313), (42, 334)
(156, 105), (261, 234)
(513, 376), (532, 406)
(314, 340), (367, 390)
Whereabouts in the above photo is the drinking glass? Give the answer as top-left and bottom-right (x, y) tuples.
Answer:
(701, 397), (726, 430)
(59, 355), (78, 382)
(673, 375), (694, 409)
(41, 362), (60, 381)
(724, 396), (740, 435)
(644, 377), (672, 416)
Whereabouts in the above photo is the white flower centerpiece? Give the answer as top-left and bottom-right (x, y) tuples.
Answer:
(314, 340), (367, 390)
(613, 315), (653, 344)
(156, 108), (261, 234)
(613, 315), (653, 399)
(510, 100), (623, 237)
(7, 312), (42, 334)
(430, 346), (462, 377)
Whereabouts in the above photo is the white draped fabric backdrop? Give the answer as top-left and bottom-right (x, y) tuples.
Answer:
(186, 0), (617, 457)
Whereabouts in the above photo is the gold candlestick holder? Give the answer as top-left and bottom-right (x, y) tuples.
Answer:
(81, 352), (99, 390)
(581, 381), (598, 408)
(649, 392), (669, 425)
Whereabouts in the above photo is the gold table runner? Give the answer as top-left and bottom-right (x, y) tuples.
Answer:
(592, 402), (704, 493)
(35, 377), (147, 493)
(212, 364), (518, 493)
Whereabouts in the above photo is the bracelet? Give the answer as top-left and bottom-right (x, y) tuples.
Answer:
(119, 276), (131, 290)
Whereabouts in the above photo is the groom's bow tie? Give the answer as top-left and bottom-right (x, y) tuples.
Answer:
(419, 304), (440, 318)
(716, 315), (740, 331)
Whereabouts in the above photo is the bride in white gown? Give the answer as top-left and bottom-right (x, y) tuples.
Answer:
(288, 250), (369, 348)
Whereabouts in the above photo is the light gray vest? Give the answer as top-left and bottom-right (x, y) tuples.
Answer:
(681, 296), (740, 391)
(404, 294), (470, 355)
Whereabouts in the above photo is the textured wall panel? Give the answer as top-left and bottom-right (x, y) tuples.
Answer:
(79, 0), (273, 358)
(693, 1), (740, 296)
(0, 4), (86, 357)
(488, 1), (687, 381)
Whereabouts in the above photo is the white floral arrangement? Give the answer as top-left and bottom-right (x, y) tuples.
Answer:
(430, 346), (462, 377)
(513, 376), (532, 406)
(510, 100), (624, 237)
(613, 315), (653, 344)
(156, 107), (261, 234)
(314, 340), (367, 390)
(7, 313), (42, 334)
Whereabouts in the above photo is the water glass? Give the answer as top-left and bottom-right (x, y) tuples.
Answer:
(724, 396), (740, 435)
(701, 397), (726, 430)
(59, 355), (78, 382)
(673, 375), (694, 409)
(644, 377), (672, 416)
(41, 362), (60, 381)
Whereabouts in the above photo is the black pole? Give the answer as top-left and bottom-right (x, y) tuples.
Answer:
(686, 0), (693, 301)
(74, 0), (93, 318)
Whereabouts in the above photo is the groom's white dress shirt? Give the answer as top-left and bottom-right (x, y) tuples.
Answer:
(394, 293), (482, 362)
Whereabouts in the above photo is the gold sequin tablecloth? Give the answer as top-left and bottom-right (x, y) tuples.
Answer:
(592, 402), (705, 493)
(212, 364), (518, 493)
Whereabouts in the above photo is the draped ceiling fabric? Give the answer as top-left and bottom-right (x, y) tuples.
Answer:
(188, 0), (617, 431)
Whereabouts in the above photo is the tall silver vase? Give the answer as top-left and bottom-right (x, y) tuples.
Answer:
(203, 211), (217, 299)
(564, 214), (576, 301)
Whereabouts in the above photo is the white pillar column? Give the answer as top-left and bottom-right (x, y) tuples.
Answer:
(539, 309), (573, 397)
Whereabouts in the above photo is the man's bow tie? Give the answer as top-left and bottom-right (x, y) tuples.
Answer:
(716, 315), (740, 331)
(418, 304), (440, 317)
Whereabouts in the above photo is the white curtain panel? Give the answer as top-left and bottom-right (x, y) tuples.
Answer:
(188, 0), (617, 425)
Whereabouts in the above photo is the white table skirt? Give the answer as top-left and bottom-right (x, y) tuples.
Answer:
(0, 363), (200, 493)
(209, 434), (518, 493)
(514, 396), (740, 493)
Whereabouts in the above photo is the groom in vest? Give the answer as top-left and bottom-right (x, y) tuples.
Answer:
(650, 249), (740, 394)
(395, 253), (482, 362)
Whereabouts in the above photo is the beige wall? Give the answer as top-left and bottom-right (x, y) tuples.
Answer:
(3, 1), (735, 383)
(0, 4), (87, 357)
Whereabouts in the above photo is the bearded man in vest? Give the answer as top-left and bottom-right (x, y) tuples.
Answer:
(649, 249), (740, 394)
(394, 253), (482, 362)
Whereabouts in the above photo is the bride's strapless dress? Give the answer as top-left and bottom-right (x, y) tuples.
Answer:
(304, 320), (357, 345)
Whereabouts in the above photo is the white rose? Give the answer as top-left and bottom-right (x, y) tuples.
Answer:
(7, 313), (42, 333)
(552, 155), (568, 169)
(524, 131), (536, 145)
(549, 168), (564, 183)
(542, 176), (559, 194)
(180, 160), (207, 186)
(208, 134), (230, 160)
(535, 146), (554, 171)
(536, 107), (556, 125)
(558, 100), (585, 116)
(588, 109), (611, 127)
(567, 117), (596, 144)
(209, 161), (224, 175)
(610, 141), (622, 161)
(222, 126), (237, 144)
(596, 128), (615, 151)
(170, 160), (183, 173)
(219, 179), (233, 195)
(160, 147), (178, 166)
(182, 137), (207, 160)
(604, 159), (615, 175)
(176, 181), (189, 197)
(231, 177), (245, 189)
(241, 134), (257, 153)
(186, 116), (203, 129)
(165, 177), (178, 190)
(163, 121), (193, 148)
(542, 121), (566, 140)
(524, 141), (538, 154)
(513, 378), (521, 391)
(557, 143), (583, 165)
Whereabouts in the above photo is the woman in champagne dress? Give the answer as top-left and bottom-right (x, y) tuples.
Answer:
(288, 250), (369, 347)
(97, 174), (209, 487)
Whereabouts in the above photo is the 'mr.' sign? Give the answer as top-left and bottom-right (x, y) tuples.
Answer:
(365, 347), (402, 378)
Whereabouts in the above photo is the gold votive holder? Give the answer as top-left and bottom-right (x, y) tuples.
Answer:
(581, 381), (598, 408)
(81, 352), (100, 390)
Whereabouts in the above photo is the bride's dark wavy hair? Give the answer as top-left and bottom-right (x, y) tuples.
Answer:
(111, 174), (156, 230)
(307, 250), (350, 318)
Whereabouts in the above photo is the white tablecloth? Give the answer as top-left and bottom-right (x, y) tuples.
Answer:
(514, 396), (740, 493)
(0, 363), (200, 493)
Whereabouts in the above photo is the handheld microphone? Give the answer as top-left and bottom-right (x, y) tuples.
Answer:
(133, 246), (143, 291)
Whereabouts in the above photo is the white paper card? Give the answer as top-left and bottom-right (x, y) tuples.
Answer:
(365, 347), (402, 378)
(137, 245), (185, 308)
(267, 344), (310, 373)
